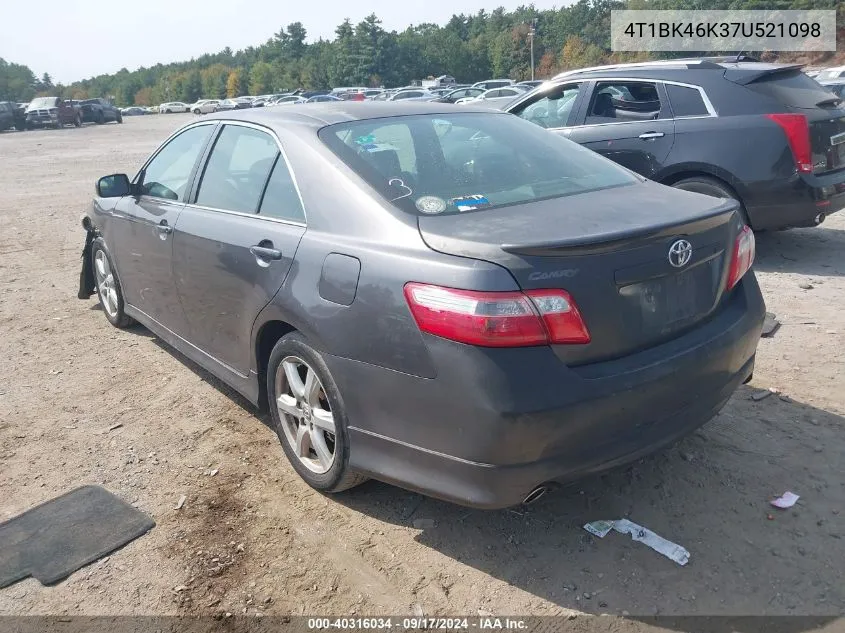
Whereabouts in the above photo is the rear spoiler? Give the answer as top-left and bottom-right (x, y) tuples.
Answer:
(723, 64), (804, 85)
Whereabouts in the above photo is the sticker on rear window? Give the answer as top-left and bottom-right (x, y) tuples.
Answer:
(415, 196), (447, 214)
(450, 195), (490, 211)
(354, 134), (376, 145)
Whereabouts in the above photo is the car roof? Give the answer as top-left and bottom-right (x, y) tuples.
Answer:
(551, 57), (800, 80)
(203, 101), (503, 128)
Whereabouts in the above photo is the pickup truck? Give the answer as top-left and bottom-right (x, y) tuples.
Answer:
(25, 97), (81, 129)
(78, 98), (122, 124)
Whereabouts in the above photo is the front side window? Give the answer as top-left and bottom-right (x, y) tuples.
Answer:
(514, 82), (581, 129)
(140, 124), (214, 201)
(585, 81), (665, 124)
(320, 112), (639, 216)
(195, 124), (279, 213)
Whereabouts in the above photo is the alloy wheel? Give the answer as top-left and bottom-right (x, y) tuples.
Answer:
(94, 250), (119, 318)
(275, 356), (336, 474)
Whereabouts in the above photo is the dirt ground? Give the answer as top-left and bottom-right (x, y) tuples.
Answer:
(0, 115), (843, 619)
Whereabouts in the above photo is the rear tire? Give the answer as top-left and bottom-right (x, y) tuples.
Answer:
(267, 333), (367, 494)
(116, 112), (123, 123)
(74, 114), (81, 127)
(91, 239), (134, 329)
(670, 176), (751, 228)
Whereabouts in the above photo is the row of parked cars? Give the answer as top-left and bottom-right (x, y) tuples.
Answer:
(0, 96), (123, 131)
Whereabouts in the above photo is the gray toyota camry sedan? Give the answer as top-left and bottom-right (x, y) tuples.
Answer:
(79, 103), (765, 508)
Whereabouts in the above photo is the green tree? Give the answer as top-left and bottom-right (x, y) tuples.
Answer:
(249, 61), (274, 94)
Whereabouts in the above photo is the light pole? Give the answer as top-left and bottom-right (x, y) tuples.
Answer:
(529, 18), (537, 81)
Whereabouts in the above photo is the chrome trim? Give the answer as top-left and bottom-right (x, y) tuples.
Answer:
(195, 119), (309, 224)
(132, 119), (309, 225)
(510, 77), (718, 121)
(183, 202), (306, 228)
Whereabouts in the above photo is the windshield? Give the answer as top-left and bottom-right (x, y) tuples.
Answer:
(28, 97), (57, 109)
(319, 112), (639, 215)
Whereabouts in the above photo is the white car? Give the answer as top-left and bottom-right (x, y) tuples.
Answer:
(270, 95), (307, 106)
(456, 86), (530, 105)
(159, 102), (190, 113)
(190, 99), (219, 114)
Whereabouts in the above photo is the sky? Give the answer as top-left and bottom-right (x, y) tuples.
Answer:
(2, 0), (565, 84)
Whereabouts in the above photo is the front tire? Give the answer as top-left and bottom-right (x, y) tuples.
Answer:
(267, 333), (366, 493)
(91, 239), (134, 328)
(74, 114), (82, 127)
(116, 112), (123, 123)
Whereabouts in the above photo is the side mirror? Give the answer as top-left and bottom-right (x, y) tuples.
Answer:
(97, 173), (132, 198)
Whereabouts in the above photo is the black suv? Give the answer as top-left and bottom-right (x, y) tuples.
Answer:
(78, 98), (122, 124)
(0, 101), (25, 131)
(506, 58), (845, 230)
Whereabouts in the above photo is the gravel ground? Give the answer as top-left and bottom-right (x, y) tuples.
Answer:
(0, 115), (843, 619)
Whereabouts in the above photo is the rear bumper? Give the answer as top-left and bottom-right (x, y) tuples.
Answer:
(747, 169), (845, 230)
(328, 274), (765, 509)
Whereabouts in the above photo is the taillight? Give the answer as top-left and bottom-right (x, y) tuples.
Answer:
(727, 225), (755, 290)
(765, 113), (812, 174)
(403, 283), (590, 347)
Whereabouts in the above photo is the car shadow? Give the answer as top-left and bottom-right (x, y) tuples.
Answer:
(122, 321), (844, 620)
(147, 337), (272, 427)
(331, 385), (845, 618)
(754, 226), (844, 277)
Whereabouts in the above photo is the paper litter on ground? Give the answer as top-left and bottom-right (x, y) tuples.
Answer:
(583, 520), (614, 538)
(770, 491), (800, 509)
(582, 519), (690, 566)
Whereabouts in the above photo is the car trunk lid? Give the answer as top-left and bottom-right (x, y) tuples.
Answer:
(417, 181), (741, 365)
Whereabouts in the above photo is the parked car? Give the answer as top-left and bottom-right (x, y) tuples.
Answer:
(432, 87), (485, 104)
(821, 81), (845, 100)
(79, 103), (764, 508)
(24, 97), (81, 129)
(269, 96), (307, 106)
(190, 99), (220, 114)
(305, 95), (342, 103)
(121, 107), (148, 116)
(505, 58), (845, 231)
(217, 98), (253, 111)
(388, 89), (434, 101)
(517, 80), (545, 89)
(816, 66), (845, 82)
(0, 101), (25, 131)
(145, 106), (159, 114)
(159, 102), (190, 113)
(472, 79), (514, 90)
(457, 85), (530, 104)
(79, 98), (122, 124)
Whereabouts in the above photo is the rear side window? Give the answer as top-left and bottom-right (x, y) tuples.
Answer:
(195, 125), (278, 213)
(666, 84), (710, 117)
(259, 155), (305, 223)
(586, 81), (665, 124)
(319, 112), (638, 216)
(746, 70), (841, 109)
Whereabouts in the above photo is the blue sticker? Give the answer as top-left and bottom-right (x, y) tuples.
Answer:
(355, 134), (376, 145)
(450, 194), (490, 211)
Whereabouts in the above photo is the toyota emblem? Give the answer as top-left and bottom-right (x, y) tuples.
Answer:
(668, 239), (693, 268)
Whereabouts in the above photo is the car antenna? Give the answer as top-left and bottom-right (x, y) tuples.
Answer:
(734, 48), (746, 63)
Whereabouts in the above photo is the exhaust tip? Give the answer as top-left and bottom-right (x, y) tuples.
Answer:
(814, 213), (826, 225)
(522, 485), (548, 505)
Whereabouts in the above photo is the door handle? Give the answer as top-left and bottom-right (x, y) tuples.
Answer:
(155, 220), (172, 235)
(638, 132), (665, 139)
(249, 245), (283, 261)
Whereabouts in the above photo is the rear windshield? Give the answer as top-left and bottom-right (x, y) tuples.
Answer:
(746, 70), (842, 109)
(319, 112), (639, 215)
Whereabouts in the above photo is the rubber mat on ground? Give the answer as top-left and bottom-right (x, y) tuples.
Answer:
(0, 485), (155, 587)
